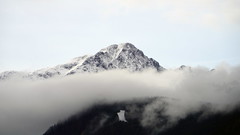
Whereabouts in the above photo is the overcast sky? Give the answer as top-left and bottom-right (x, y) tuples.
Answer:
(0, 0), (240, 71)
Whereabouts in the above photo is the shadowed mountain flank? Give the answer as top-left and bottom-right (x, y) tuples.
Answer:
(43, 98), (240, 135)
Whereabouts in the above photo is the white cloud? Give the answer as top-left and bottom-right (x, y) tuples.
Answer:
(0, 64), (240, 135)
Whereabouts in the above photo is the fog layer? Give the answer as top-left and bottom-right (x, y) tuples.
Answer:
(0, 64), (240, 135)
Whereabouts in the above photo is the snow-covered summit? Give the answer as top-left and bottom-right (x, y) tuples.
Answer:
(66, 43), (164, 74)
(0, 43), (164, 80)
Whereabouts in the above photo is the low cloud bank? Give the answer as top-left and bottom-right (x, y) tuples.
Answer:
(0, 64), (240, 135)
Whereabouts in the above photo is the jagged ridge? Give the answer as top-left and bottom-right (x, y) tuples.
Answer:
(67, 43), (164, 75)
(0, 43), (164, 80)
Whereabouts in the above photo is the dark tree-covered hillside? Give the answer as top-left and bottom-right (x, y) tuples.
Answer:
(43, 98), (240, 135)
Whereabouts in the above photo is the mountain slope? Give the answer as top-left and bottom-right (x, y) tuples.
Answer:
(0, 43), (164, 80)
(43, 98), (240, 135)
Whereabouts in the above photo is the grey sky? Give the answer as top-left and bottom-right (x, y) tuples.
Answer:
(0, 0), (240, 71)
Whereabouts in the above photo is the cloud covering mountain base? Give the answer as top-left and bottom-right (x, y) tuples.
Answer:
(0, 64), (240, 135)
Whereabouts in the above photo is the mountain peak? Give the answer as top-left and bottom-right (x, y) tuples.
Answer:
(100, 43), (136, 54)
(0, 43), (164, 80)
(119, 42), (137, 49)
(67, 43), (164, 74)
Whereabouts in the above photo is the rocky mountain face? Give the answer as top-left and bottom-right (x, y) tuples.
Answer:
(67, 43), (164, 75)
(0, 43), (164, 80)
